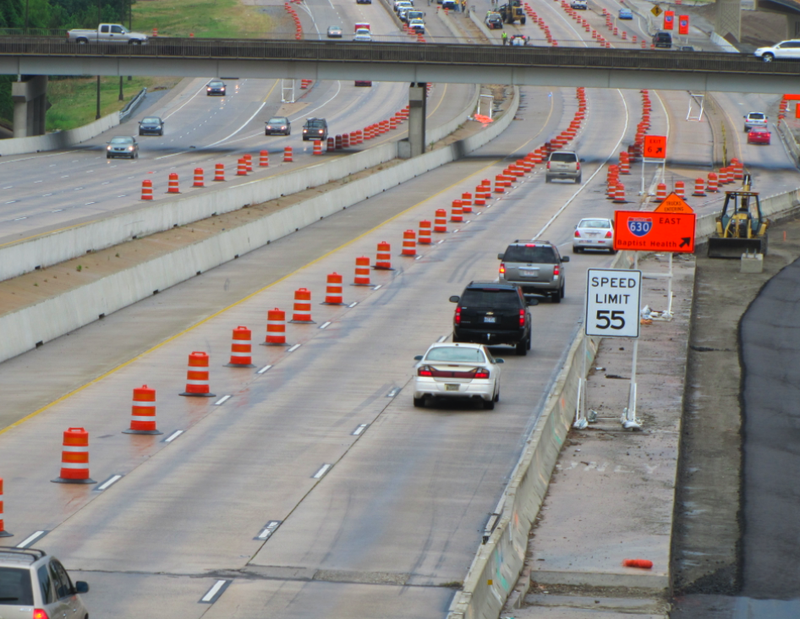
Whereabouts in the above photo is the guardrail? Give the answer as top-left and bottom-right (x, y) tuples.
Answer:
(119, 87), (147, 123)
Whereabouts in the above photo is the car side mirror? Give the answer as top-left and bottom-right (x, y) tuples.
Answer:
(497, 253), (504, 260)
(75, 581), (89, 594)
(526, 298), (539, 306)
(561, 256), (570, 262)
(495, 358), (505, 363)
(579, 158), (586, 163)
(414, 355), (423, 361)
(449, 295), (460, 303)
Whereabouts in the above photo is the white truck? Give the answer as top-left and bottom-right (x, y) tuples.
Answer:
(67, 24), (148, 44)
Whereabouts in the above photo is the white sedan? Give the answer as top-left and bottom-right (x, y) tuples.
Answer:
(573, 217), (615, 253)
(413, 343), (503, 410)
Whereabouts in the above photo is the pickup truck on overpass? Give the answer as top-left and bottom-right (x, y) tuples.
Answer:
(67, 23), (148, 44)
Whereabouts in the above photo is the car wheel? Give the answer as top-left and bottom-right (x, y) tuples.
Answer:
(483, 398), (495, 410)
(572, 246), (582, 254)
(516, 339), (528, 356)
(576, 175), (582, 184)
(106, 154), (111, 159)
(521, 16), (526, 24)
(552, 289), (563, 304)
(762, 53), (774, 62)
(527, 335), (531, 350)
(545, 176), (552, 183)
(413, 396), (425, 408)
(494, 389), (500, 402)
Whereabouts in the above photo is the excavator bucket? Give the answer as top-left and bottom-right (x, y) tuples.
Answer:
(707, 236), (767, 259)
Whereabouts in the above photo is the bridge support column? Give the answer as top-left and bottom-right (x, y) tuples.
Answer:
(399, 82), (426, 159)
(12, 75), (48, 138)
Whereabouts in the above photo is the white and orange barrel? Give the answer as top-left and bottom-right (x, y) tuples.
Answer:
(167, 172), (180, 194)
(342, 133), (350, 148)
(613, 183), (626, 203)
(123, 384), (162, 435)
(237, 158), (247, 176)
(655, 183), (667, 201)
(51, 427), (95, 484)
(290, 288), (314, 323)
(284, 146), (293, 162)
(244, 154), (253, 173)
(180, 351), (215, 397)
(0, 478), (10, 537)
(402, 230), (416, 257)
(675, 180), (685, 199)
(324, 273), (344, 304)
(265, 308), (288, 346)
(494, 176), (505, 193)
(313, 140), (323, 155)
(693, 178), (706, 197)
(326, 137), (335, 152)
(214, 163), (225, 181)
(375, 242), (392, 270)
(141, 179), (153, 201)
(227, 326), (255, 367)
(707, 172), (719, 193)
(434, 209), (448, 233)
(193, 168), (204, 188)
(354, 256), (371, 286)
(461, 192), (473, 213)
(451, 200), (463, 223)
(259, 150), (269, 167)
(418, 220), (432, 245)
(335, 135), (343, 150)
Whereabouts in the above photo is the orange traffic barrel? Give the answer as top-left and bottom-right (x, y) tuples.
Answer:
(123, 384), (162, 435)
(283, 146), (293, 162)
(324, 272), (345, 304)
(141, 179), (153, 201)
(375, 242), (392, 270)
(180, 351), (215, 397)
(354, 256), (371, 286)
(494, 176), (505, 193)
(193, 167), (204, 188)
(214, 163), (225, 181)
(226, 326), (255, 367)
(335, 134), (343, 150)
(461, 192), (473, 213)
(51, 427), (96, 484)
(0, 478), (10, 537)
(401, 230), (416, 257)
(675, 180), (685, 199)
(342, 133), (350, 148)
(693, 177), (706, 197)
(655, 183), (667, 201)
(259, 150), (269, 167)
(313, 140), (323, 155)
(264, 308), (289, 346)
(167, 172), (180, 193)
(237, 158), (247, 176)
(290, 288), (315, 323)
(434, 209), (447, 233)
(613, 183), (626, 203)
(326, 137), (335, 152)
(418, 220), (432, 244)
(244, 154), (253, 172)
(450, 200), (463, 223)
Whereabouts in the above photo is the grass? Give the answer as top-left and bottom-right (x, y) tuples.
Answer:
(39, 0), (275, 130)
(131, 0), (276, 39)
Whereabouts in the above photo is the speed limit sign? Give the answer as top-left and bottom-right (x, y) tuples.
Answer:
(585, 269), (642, 338)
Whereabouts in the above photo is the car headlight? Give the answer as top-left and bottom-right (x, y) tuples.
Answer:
(128, 146), (134, 151)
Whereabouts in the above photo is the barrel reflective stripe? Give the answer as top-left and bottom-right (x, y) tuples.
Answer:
(186, 378), (209, 385)
(132, 400), (156, 408)
(131, 415), (157, 422)
(60, 462), (89, 469)
(61, 446), (89, 453)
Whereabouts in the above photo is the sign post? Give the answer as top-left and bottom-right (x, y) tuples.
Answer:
(577, 269), (643, 430)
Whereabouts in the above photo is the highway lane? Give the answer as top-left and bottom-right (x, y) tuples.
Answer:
(0, 83), (638, 618)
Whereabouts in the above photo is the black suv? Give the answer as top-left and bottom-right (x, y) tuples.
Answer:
(498, 240), (569, 303)
(302, 117), (328, 141)
(449, 281), (535, 355)
(652, 31), (672, 48)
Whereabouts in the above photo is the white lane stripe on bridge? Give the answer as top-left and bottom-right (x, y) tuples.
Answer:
(163, 430), (184, 443)
(312, 464), (332, 479)
(199, 579), (231, 604)
(352, 423), (368, 436)
(257, 364), (273, 375)
(95, 474), (123, 491)
(16, 531), (47, 548)
(214, 395), (232, 406)
(255, 520), (282, 540)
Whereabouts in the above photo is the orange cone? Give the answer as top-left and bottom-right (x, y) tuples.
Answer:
(324, 272), (345, 304)
(290, 288), (315, 323)
(402, 229), (416, 256)
(214, 163), (225, 181)
(167, 172), (180, 193)
(284, 146), (293, 162)
(237, 158), (247, 176)
(259, 150), (269, 167)
(226, 326), (255, 367)
(51, 427), (96, 484)
(264, 308), (290, 346)
(354, 256), (371, 286)
(123, 385), (162, 435)
(0, 478), (11, 537)
(193, 167), (204, 188)
(374, 242), (392, 270)
(451, 199), (463, 223)
(313, 140), (323, 155)
(180, 351), (215, 397)
(434, 209), (447, 233)
(418, 220), (432, 244)
(141, 179), (153, 201)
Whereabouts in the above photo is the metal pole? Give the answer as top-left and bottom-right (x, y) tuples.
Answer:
(623, 337), (641, 429)
(96, 76), (101, 120)
(641, 155), (645, 195)
(574, 336), (588, 429)
(667, 252), (674, 316)
(119, 76), (124, 101)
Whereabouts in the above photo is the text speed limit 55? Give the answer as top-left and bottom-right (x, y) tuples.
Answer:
(585, 269), (642, 338)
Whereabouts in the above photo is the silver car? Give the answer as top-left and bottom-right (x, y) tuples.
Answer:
(573, 217), (615, 253)
(0, 547), (89, 619)
(413, 343), (503, 410)
(106, 135), (139, 159)
(545, 150), (582, 183)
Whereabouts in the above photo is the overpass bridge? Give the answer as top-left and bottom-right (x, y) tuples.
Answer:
(2, 37), (798, 147)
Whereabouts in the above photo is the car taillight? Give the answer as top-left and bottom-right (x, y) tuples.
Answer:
(553, 265), (560, 276)
(574, 230), (581, 238)
(474, 369), (490, 379)
(499, 262), (505, 275)
(546, 161), (551, 169)
(417, 366), (433, 377)
(576, 161), (581, 171)
(454, 306), (461, 325)
(33, 609), (49, 619)
(605, 231), (612, 238)
(519, 308), (525, 326)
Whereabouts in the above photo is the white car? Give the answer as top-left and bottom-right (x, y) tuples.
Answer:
(409, 18), (425, 33)
(571, 0), (587, 9)
(573, 217), (615, 253)
(354, 28), (372, 41)
(413, 343), (503, 409)
(754, 39), (800, 62)
(743, 111), (768, 132)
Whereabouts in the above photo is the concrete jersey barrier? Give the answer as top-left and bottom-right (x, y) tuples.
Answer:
(0, 111), (120, 157)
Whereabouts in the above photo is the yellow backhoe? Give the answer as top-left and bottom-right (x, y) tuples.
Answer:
(707, 176), (769, 258)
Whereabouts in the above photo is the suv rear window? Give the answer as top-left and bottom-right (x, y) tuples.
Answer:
(461, 289), (520, 308)
(0, 567), (34, 605)
(502, 245), (558, 263)
(549, 153), (577, 163)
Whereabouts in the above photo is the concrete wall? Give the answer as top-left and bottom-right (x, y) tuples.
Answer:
(0, 111), (120, 157)
(0, 87), (520, 365)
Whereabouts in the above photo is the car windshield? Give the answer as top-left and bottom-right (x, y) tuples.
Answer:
(110, 137), (132, 144)
(141, 117), (160, 124)
(0, 567), (34, 605)
(502, 245), (558, 263)
(209, 81), (223, 87)
(425, 347), (487, 363)
(749, 113), (765, 119)
(461, 289), (520, 308)
(268, 117), (287, 124)
(579, 219), (612, 229)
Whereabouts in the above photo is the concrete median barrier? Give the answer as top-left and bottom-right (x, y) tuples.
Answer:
(0, 112), (120, 157)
